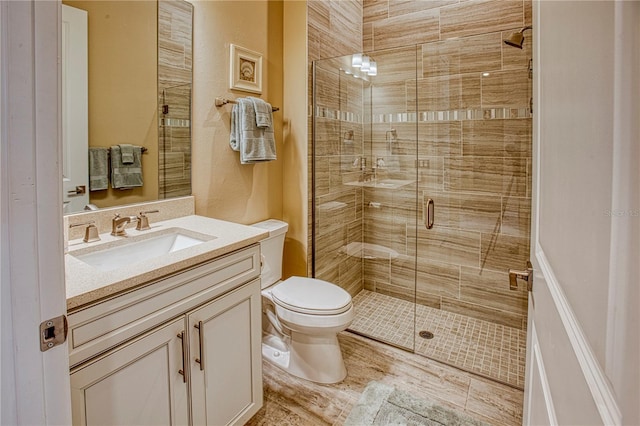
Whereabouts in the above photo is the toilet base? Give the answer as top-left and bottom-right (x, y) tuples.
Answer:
(262, 331), (347, 384)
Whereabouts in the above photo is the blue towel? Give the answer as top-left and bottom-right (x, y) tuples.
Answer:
(110, 145), (143, 189)
(119, 144), (135, 164)
(88, 147), (109, 191)
(248, 96), (273, 128)
(229, 98), (276, 164)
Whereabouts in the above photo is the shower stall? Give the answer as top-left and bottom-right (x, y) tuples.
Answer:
(312, 37), (532, 389)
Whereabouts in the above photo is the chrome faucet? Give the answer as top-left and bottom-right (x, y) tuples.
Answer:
(111, 214), (135, 236)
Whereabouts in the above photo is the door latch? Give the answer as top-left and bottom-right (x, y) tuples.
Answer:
(509, 260), (533, 291)
(40, 315), (68, 352)
(67, 185), (86, 196)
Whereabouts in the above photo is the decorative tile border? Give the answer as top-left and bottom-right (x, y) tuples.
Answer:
(314, 106), (362, 123)
(315, 107), (531, 124)
(160, 118), (191, 128)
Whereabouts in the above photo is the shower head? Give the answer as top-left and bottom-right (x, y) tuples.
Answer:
(503, 25), (532, 49)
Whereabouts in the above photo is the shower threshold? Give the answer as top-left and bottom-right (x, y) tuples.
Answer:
(350, 290), (526, 390)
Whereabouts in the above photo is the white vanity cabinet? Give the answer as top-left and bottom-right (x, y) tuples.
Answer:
(70, 317), (190, 425)
(188, 281), (262, 426)
(68, 245), (263, 426)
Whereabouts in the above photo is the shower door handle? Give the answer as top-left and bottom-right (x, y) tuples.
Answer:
(423, 197), (434, 229)
(509, 261), (533, 291)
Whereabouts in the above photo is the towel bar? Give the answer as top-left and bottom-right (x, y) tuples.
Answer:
(105, 147), (148, 157)
(215, 96), (279, 112)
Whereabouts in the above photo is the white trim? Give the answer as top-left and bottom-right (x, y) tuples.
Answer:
(535, 244), (622, 425)
(530, 323), (558, 426)
(2, 1), (71, 423)
(605, 4), (639, 423)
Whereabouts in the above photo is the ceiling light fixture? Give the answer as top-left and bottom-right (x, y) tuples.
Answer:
(368, 60), (377, 76)
(352, 53), (363, 68)
(351, 53), (377, 77)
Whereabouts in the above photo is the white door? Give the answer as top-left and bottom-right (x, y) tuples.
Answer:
(1, 1), (72, 424)
(523, 1), (638, 425)
(62, 4), (89, 213)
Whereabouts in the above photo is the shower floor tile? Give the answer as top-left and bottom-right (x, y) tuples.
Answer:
(350, 290), (526, 389)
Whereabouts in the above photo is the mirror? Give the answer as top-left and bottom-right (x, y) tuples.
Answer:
(62, 0), (193, 214)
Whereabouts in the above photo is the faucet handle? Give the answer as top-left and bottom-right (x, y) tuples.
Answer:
(136, 210), (159, 231)
(70, 220), (100, 243)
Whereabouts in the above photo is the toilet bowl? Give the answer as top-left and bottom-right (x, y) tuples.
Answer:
(251, 220), (354, 384)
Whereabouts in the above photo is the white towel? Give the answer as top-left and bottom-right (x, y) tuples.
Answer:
(229, 98), (276, 164)
(248, 96), (273, 128)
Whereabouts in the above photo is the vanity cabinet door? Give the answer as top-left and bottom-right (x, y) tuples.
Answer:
(189, 278), (263, 426)
(70, 317), (189, 426)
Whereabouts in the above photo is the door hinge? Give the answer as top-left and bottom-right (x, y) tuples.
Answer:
(40, 315), (68, 352)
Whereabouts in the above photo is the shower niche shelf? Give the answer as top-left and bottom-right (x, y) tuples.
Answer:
(340, 242), (399, 260)
(343, 179), (414, 189)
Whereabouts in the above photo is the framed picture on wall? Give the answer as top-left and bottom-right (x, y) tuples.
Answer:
(229, 44), (262, 94)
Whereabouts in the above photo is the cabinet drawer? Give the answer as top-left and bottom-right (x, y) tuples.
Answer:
(68, 244), (260, 367)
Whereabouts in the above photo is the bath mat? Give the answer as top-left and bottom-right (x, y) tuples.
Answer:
(344, 381), (488, 426)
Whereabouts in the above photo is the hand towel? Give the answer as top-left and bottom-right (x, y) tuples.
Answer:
(119, 143), (135, 164)
(248, 96), (273, 128)
(88, 147), (109, 191)
(110, 145), (143, 189)
(229, 98), (276, 164)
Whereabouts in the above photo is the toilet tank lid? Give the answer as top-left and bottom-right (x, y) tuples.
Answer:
(250, 219), (288, 237)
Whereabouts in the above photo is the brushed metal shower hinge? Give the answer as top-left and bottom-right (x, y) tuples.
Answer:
(40, 315), (68, 352)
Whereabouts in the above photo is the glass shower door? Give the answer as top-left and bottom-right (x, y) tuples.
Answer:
(313, 34), (532, 389)
(313, 46), (420, 351)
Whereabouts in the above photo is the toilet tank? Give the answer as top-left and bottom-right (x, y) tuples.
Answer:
(250, 219), (288, 289)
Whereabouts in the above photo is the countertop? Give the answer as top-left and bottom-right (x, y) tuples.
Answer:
(65, 215), (268, 311)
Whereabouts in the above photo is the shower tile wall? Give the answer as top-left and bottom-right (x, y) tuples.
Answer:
(363, 0), (533, 329)
(158, 0), (192, 199)
(308, 1), (364, 287)
(314, 61), (366, 297)
(311, 1), (533, 332)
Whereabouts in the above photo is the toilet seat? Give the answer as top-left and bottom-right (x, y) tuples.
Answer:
(271, 277), (352, 315)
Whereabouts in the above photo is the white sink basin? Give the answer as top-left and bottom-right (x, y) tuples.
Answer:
(70, 228), (215, 272)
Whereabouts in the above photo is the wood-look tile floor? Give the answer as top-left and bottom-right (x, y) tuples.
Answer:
(246, 332), (523, 426)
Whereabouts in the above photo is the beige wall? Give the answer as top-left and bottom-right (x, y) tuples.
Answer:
(64, 0), (159, 207)
(282, 1), (309, 278)
(190, 0), (285, 248)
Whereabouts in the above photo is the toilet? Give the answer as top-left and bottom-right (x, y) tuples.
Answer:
(251, 219), (354, 384)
